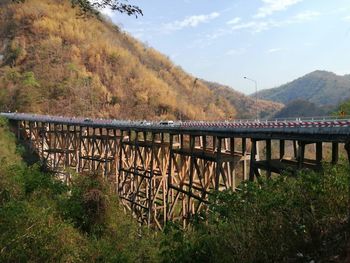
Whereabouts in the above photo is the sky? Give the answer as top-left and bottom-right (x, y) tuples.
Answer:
(105, 0), (350, 95)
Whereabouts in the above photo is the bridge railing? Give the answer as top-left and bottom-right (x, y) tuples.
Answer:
(2, 112), (350, 129)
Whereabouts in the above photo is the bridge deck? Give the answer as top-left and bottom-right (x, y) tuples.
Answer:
(2, 112), (350, 142)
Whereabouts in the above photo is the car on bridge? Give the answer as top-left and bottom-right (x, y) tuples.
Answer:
(140, 120), (152, 126)
(84, 118), (93, 123)
(159, 120), (174, 126)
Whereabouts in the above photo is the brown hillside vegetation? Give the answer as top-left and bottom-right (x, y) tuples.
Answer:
(0, 0), (233, 120)
(203, 80), (284, 119)
(0, 0), (280, 121)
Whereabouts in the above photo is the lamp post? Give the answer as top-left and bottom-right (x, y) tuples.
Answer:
(244, 76), (258, 120)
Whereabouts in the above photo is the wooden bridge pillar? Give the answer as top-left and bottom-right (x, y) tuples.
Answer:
(214, 137), (222, 191)
(229, 137), (236, 190)
(17, 121), (21, 140)
(332, 142), (339, 165)
(297, 141), (306, 169)
(279, 140), (285, 160)
(266, 139), (272, 178)
(249, 139), (260, 181)
(345, 142), (350, 166)
(316, 142), (323, 167)
(117, 130), (170, 229)
(293, 140), (298, 159)
(242, 138), (247, 180)
(40, 122), (45, 162)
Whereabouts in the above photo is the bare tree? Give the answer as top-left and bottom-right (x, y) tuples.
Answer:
(13, 0), (143, 18)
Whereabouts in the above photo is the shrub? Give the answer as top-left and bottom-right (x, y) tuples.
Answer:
(161, 165), (349, 262)
(0, 200), (89, 262)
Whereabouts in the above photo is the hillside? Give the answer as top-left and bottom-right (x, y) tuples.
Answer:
(273, 100), (326, 118)
(256, 70), (350, 107)
(0, 0), (279, 121)
(203, 80), (284, 119)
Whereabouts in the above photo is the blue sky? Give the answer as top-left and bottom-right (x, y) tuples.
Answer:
(105, 0), (350, 95)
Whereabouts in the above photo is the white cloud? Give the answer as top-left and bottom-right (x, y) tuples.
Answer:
(165, 12), (220, 31)
(226, 48), (246, 56)
(230, 10), (320, 33)
(231, 20), (275, 33)
(255, 0), (303, 18)
(227, 17), (241, 25)
(343, 15), (350, 21)
(206, 28), (231, 40)
(267, 47), (287, 53)
(293, 11), (320, 21)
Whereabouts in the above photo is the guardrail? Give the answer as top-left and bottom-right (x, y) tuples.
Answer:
(1, 112), (350, 130)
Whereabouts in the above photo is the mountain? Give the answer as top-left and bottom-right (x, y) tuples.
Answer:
(0, 0), (279, 121)
(256, 70), (350, 107)
(273, 100), (327, 118)
(203, 80), (283, 119)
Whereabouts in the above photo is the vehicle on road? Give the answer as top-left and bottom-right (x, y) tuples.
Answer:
(159, 120), (174, 126)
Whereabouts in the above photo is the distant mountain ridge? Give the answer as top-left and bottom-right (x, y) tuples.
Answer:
(256, 70), (350, 106)
(273, 100), (327, 118)
(203, 80), (284, 119)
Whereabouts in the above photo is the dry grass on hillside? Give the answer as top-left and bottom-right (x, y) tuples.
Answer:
(0, 0), (238, 120)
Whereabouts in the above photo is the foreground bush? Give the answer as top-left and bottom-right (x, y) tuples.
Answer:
(0, 118), (159, 262)
(161, 165), (349, 263)
(60, 172), (159, 262)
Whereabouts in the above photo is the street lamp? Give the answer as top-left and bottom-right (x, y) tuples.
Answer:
(244, 76), (258, 120)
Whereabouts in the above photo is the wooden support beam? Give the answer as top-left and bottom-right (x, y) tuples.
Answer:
(78, 126), (82, 172)
(332, 142), (339, 165)
(92, 128), (96, 171)
(249, 139), (257, 181)
(293, 140), (298, 159)
(230, 137), (235, 154)
(17, 121), (21, 140)
(279, 140), (285, 160)
(202, 136), (207, 152)
(266, 139), (272, 178)
(187, 135), (195, 220)
(229, 137), (236, 190)
(53, 124), (57, 168)
(148, 132), (155, 226)
(215, 137), (222, 190)
(242, 138), (247, 181)
(41, 122), (45, 161)
(65, 125), (70, 168)
(316, 142), (323, 166)
(345, 142), (350, 167)
(297, 141), (305, 169)
(166, 134), (174, 223)
(117, 130), (124, 187)
(29, 121), (33, 152)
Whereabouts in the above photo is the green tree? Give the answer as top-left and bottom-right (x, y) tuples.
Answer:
(335, 99), (350, 116)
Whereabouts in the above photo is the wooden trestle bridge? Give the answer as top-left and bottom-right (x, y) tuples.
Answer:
(1, 113), (350, 229)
